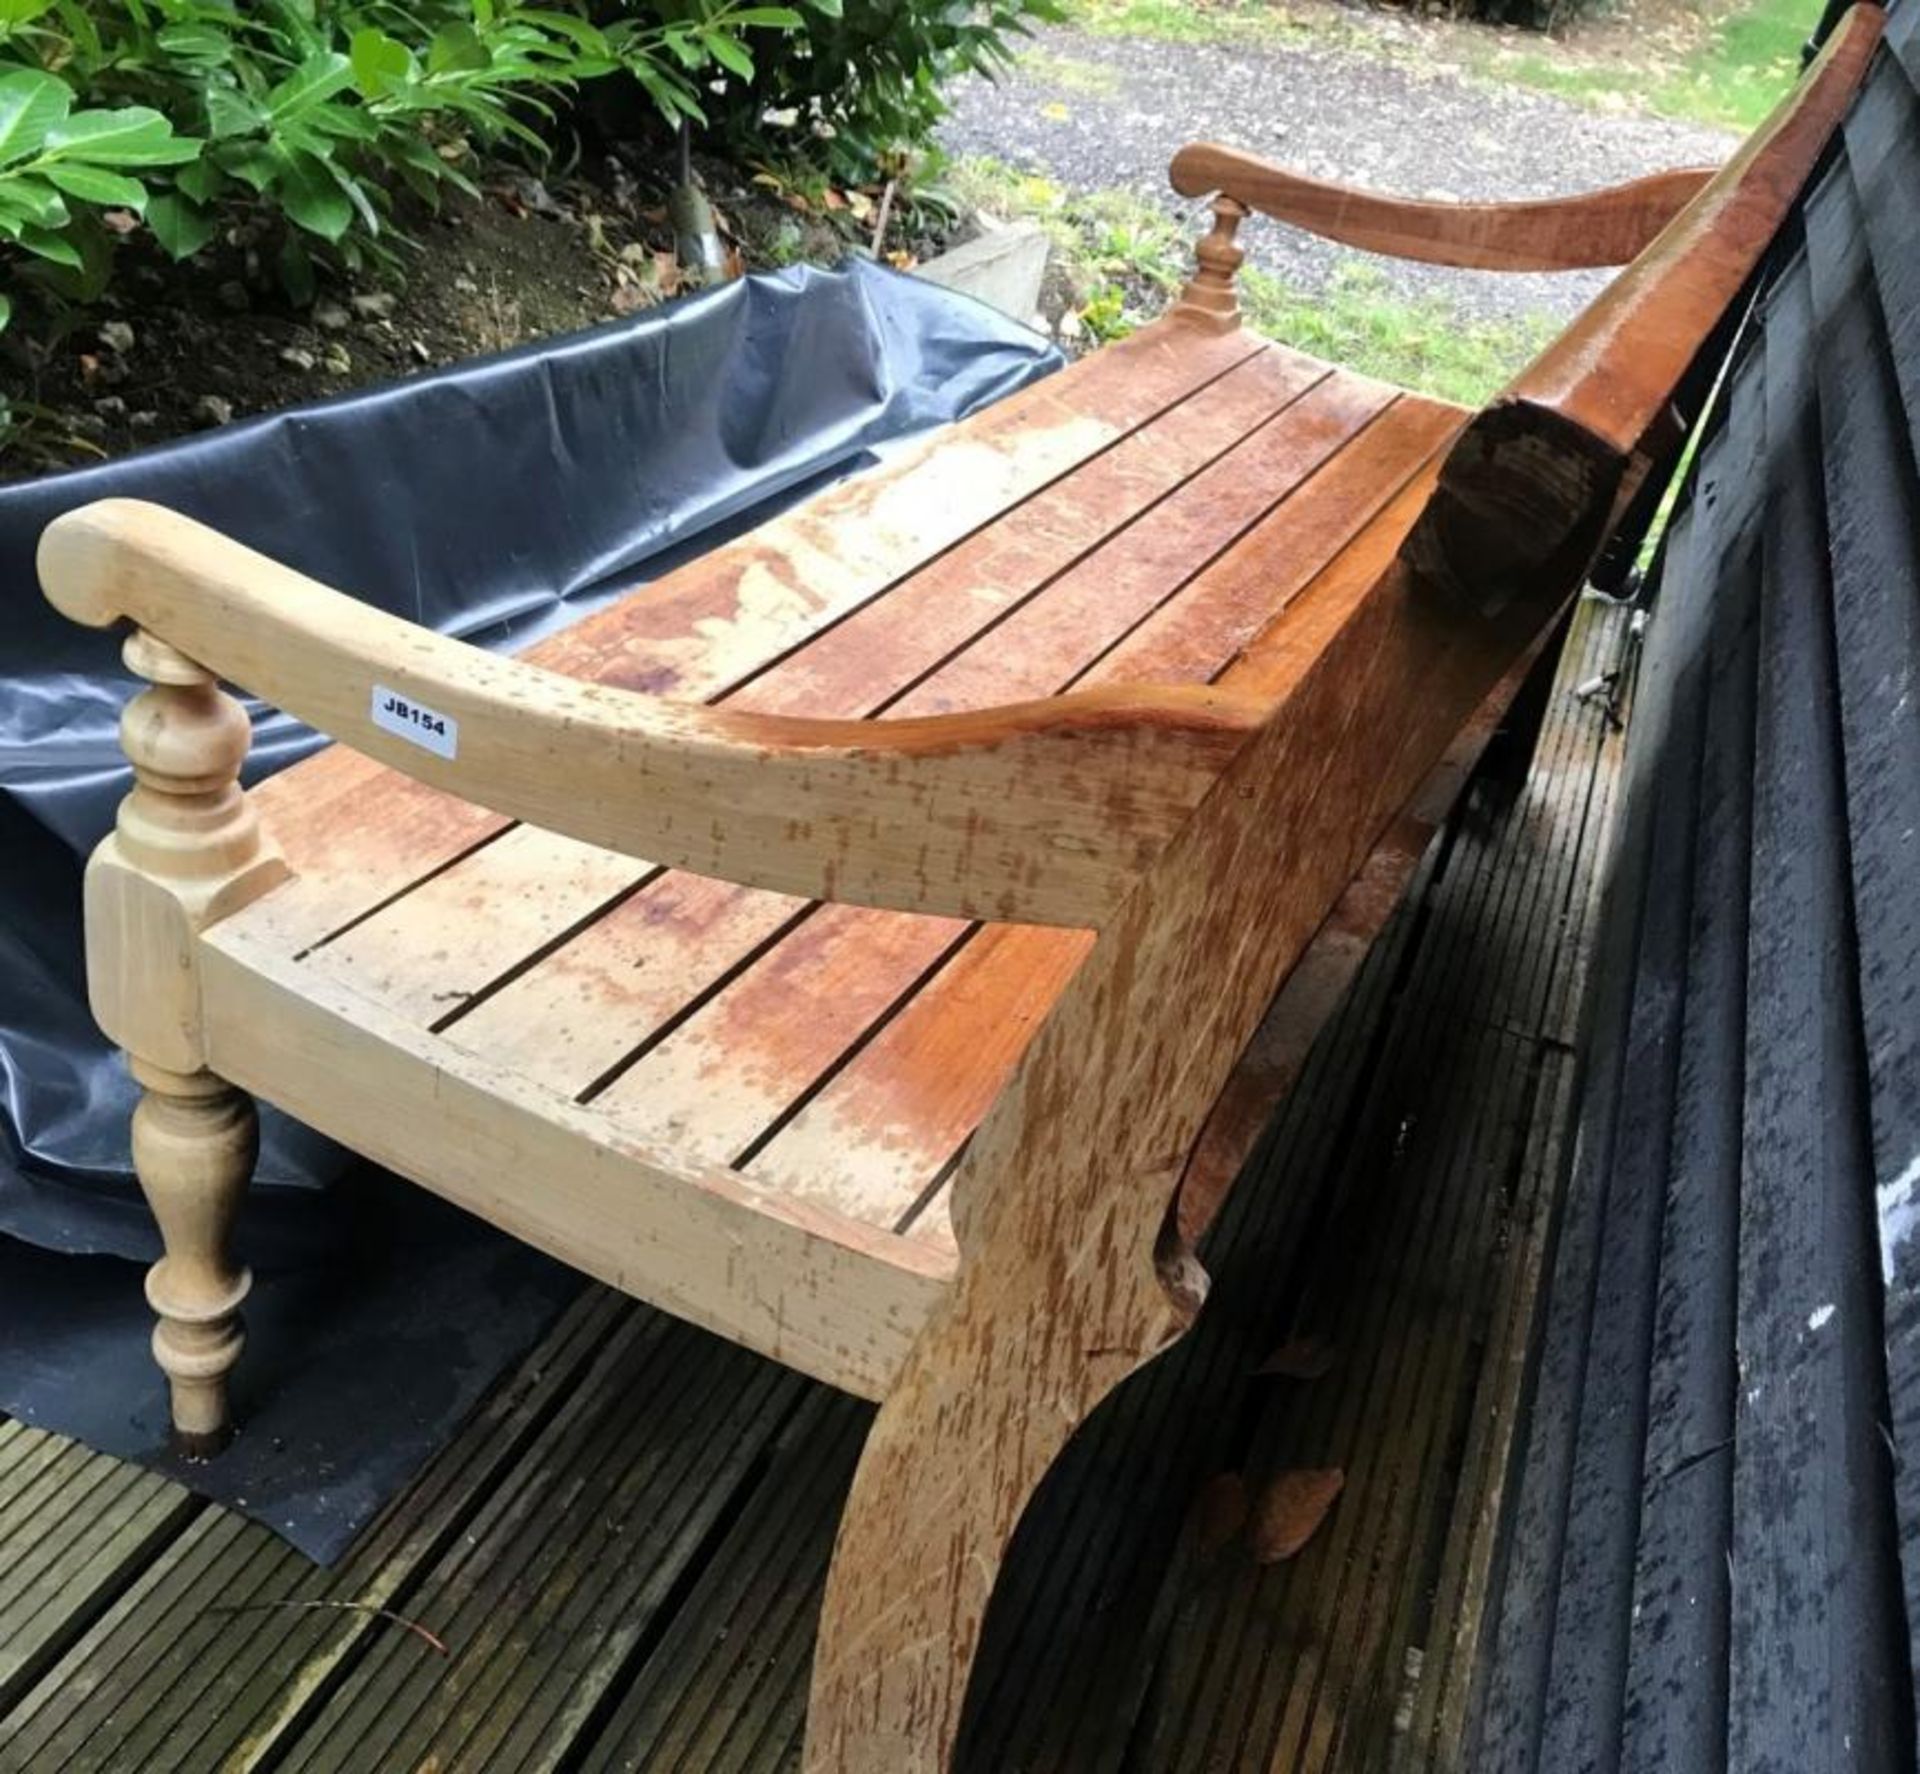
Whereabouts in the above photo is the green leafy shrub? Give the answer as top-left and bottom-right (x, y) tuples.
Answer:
(0, 0), (826, 325)
(706, 0), (1064, 176)
(0, 0), (1048, 341)
(0, 61), (196, 330)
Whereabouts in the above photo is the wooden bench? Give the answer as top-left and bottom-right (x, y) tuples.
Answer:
(35, 12), (1878, 1767)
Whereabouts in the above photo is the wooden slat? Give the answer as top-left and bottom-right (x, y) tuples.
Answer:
(442, 872), (807, 1097)
(881, 372), (1397, 718)
(741, 924), (1096, 1243)
(587, 904), (969, 1164)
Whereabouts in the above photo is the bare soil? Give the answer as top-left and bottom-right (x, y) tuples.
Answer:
(2, 153), (957, 483)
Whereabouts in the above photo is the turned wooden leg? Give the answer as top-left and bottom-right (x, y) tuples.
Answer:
(75, 626), (284, 1454)
(130, 1057), (255, 1453)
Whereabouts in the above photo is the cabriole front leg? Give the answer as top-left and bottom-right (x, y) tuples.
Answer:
(130, 1056), (256, 1453)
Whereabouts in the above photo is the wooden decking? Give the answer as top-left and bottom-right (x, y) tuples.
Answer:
(0, 600), (1633, 1774)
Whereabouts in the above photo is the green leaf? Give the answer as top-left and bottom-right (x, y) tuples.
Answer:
(173, 156), (222, 202)
(0, 171), (66, 226)
(212, 142), (278, 192)
(16, 220), (79, 267)
(42, 107), (199, 168)
(204, 83), (266, 141)
(154, 22), (232, 67)
(704, 31), (755, 77)
(326, 157), (379, 237)
(275, 149), (350, 241)
(42, 162), (148, 209)
(0, 290), (11, 332)
(0, 66), (70, 167)
(265, 52), (355, 125)
(730, 7), (805, 24)
(427, 22), (488, 74)
(147, 190), (215, 258)
(350, 28), (413, 99)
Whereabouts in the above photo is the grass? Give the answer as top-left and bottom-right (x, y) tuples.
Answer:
(1058, 0), (1798, 133)
(1478, 0), (1805, 130)
(1240, 262), (1559, 405)
(949, 156), (1557, 404)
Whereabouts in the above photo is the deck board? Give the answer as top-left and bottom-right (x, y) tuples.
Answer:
(0, 600), (1631, 1774)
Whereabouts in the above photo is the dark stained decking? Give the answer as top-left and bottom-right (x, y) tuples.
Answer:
(0, 601), (1634, 1774)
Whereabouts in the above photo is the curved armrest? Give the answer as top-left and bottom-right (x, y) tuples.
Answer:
(1169, 143), (1716, 272)
(41, 501), (1262, 931)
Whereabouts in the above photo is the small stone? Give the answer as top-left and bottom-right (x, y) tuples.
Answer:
(68, 412), (109, 441)
(93, 395), (127, 418)
(350, 290), (396, 320)
(217, 280), (250, 313)
(452, 274), (478, 295)
(1056, 307), (1084, 342)
(98, 320), (135, 354)
(128, 409), (161, 430)
(193, 394), (235, 428)
(323, 343), (352, 374)
(409, 338), (432, 363)
(313, 301), (351, 331)
(278, 346), (317, 371)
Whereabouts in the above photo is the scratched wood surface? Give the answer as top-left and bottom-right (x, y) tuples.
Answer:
(0, 600), (1633, 1774)
(216, 330), (1460, 1258)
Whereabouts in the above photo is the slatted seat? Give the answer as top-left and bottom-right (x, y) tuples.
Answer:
(229, 334), (1460, 1291)
(35, 14), (1882, 1767)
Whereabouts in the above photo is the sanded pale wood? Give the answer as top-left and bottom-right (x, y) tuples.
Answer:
(42, 501), (1265, 933)
(81, 630), (280, 1450)
(1170, 146), (1715, 271)
(196, 924), (952, 1399)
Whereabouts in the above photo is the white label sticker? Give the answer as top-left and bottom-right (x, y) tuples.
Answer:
(370, 685), (458, 760)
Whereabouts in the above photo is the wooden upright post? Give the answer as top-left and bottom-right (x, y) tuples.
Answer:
(1173, 194), (1249, 331)
(89, 628), (286, 1452)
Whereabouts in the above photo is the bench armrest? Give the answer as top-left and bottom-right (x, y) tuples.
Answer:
(42, 500), (1264, 931)
(1403, 2), (1883, 615)
(1168, 145), (1716, 272)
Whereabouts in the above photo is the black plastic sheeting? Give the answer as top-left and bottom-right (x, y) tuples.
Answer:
(1466, 11), (1919, 1765)
(0, 258), (1059, 1264)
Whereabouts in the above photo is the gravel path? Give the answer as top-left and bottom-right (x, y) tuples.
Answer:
(940, 24), (1739, 324)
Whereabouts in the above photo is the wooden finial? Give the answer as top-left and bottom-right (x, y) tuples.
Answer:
(90, 628), (286, 1452)
(1174, 195), (1249, 331)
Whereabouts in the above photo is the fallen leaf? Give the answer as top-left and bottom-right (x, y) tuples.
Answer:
(1256, 1335), (1337, 1381)
(1251, 1468), (1344, 1563)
